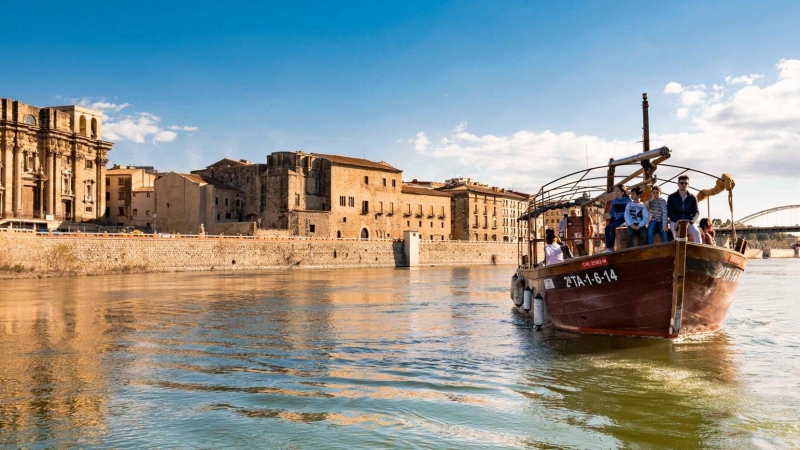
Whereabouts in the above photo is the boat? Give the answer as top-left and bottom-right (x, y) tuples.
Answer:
(511, 94), (747, 338)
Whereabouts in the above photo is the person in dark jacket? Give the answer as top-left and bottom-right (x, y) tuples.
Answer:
(604, 184), (631, 251)
(667, 175), (701, 243)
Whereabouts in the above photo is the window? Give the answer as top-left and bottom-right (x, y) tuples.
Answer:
(118, 207), (124, 216)
(392, 179), (396, 188)
(133, 209), (138, 215)
(364, 176), (369, 184)
(474, 215), (478, 227)
(118, 178), (124, 186)
(484, 216), (488, 227)
(118, 192), (124, 200)
(105, 192), (110, 201)
(382, 178), (386, 187)
(348, 197), (355, 207)
(215, 197), (219, 205)
(104, 207), (110, 217)
(406, 204), (411, 215)
(309, 224), (316, 233)
(362, 200), (369, 214)
(419, 221), (422, 227)
(105, 178), (110, 186)
(225, 212), (232, 219)
(85, 160), (93, 169)
(146, 192), (151, 197)
(225, 198), (229, 206)
(441, 222), (444, 228)
(418, 204), (423, 216)
(407, 221), (410, 226)
(389, 202), (394, 214)
(146, 210), (150, 216)
(343, 217), (346, 223)
(430, 222), (433, 227)
(295, 194), (300, 206)
(216, 213), (221, 221)
(339, 196), (346, 207)
(379, 201), (383, 213)
(86, 206), (93, 212)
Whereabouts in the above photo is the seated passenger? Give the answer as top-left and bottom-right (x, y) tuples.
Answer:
(624, 187), (649, 248)
(667, 175), (702, 243)
(647, 185), (670, 244)
(604, 184), (631, 252)
(544, 234), (564, 265)
(699, 218), (716, 246)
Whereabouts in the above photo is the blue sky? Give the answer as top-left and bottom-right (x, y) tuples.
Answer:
(2, 1), (799, 220)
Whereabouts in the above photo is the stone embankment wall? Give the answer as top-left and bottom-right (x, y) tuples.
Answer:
(0, 231), (526, 278)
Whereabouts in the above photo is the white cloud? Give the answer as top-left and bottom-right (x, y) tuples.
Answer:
(410, 58), (800, 195)
(153, 131), (178, 143)
(726, 74), (763, 85)
(104, 113), (165, 144)
(169, 125), (199, 131)
(70, 97), (195, 144)
(663, 82), (684, 94)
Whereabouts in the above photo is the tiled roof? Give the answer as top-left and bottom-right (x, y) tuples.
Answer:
(311, 153), (402, 173)
(401, 185), (452, 197)
(439, 184), (528, 199)
(176, 173), (243, 192)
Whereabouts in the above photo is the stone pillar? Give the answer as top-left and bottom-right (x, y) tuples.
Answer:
(52, 149), (60, 218)
(96, 151), (107, 220)
(72, 145), (82, 222)
(13, 143), (21, 217)
(2, 137), (12, 218)
(45, 150), (54, 215)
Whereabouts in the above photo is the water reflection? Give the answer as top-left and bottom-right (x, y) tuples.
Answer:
(0, 264), (797, 448)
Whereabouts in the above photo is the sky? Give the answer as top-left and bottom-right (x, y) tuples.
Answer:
(2, 1), (799, 222)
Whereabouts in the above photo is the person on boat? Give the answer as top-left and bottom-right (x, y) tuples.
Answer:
(699, 218), (716, 246)
(647, 185), (670, 244)
(667, 175), (701, 243)
(624, 187), (649, 248)
(558, 214), (568, 238)
(544, 233), (564, 265)
(604, 184), (631, 252)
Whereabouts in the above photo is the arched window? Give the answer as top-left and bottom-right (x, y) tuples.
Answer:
(90, 118), (98, 138)
(337, 230), (341, 238)
(360, 228), (369, 240)
(23, 114), (36, 126)
(79, 116), (87, 136)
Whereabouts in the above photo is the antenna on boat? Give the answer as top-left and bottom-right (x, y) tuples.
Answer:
(642, 93), (650, 153)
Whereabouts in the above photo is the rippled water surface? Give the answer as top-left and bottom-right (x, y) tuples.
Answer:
(1, 261), (799, 449)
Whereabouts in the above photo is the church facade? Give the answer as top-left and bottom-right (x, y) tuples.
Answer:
(0, 98), (113, 226)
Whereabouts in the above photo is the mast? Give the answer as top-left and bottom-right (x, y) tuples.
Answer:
(642, 93), (650, 153)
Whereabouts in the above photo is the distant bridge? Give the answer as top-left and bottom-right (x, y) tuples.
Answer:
(716, 205), (800, 236)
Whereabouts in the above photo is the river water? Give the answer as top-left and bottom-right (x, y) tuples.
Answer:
(1, 260), (798, 449)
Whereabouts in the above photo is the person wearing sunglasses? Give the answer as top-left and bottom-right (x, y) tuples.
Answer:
(667, 175), (701, 243)
(647, 185), (670, 244)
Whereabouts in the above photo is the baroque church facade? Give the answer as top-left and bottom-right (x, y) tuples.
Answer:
(0, 98), (113, 225)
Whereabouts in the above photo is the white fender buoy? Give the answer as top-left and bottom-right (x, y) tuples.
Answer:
(510, 274), (519, 300)
(523, 287), (532, 312)
(534, 293), (545, 327)
(513, 278), (525, 307)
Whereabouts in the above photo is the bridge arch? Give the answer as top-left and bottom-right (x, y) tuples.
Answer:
(734, 205), (800, 226)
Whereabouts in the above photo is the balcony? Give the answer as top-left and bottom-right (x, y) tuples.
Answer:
(403, 213), (411, 217)
(438, 214), (446, 220)
(426, 214), (435, 218)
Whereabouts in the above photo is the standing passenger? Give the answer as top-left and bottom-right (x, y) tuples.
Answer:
(558, 214), (568, 239)
(667, 175), (701, 243)
(624, 187), (649, 248)
(647, 186), (670, 244)
(604, 184), (631, 252)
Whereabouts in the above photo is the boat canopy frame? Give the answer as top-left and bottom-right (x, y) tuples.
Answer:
(519, 146), (738, 265)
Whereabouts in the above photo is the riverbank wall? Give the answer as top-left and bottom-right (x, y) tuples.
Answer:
(0, 231), (528, 278)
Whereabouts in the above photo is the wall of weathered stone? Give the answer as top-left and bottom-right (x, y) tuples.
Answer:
(0, 231), (526, 278)
(419, 241), (529, 266)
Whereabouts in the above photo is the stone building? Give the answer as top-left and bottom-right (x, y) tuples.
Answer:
(440, 178), (528, 242)
(400, 185), (451, 241)
(264, 151), (403, 239)
(190, 158), (267, 224)
(0, 98), (113, 228)
(105, 165), (157, 228)
(154, 172), (246, 235)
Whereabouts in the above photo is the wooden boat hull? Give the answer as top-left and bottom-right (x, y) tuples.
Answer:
(516, 242), (746, 338)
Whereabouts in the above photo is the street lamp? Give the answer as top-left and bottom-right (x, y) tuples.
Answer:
(152, 213), (157, 235)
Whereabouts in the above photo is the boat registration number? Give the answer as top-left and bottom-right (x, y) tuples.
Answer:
(545, 268), (619, 290)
